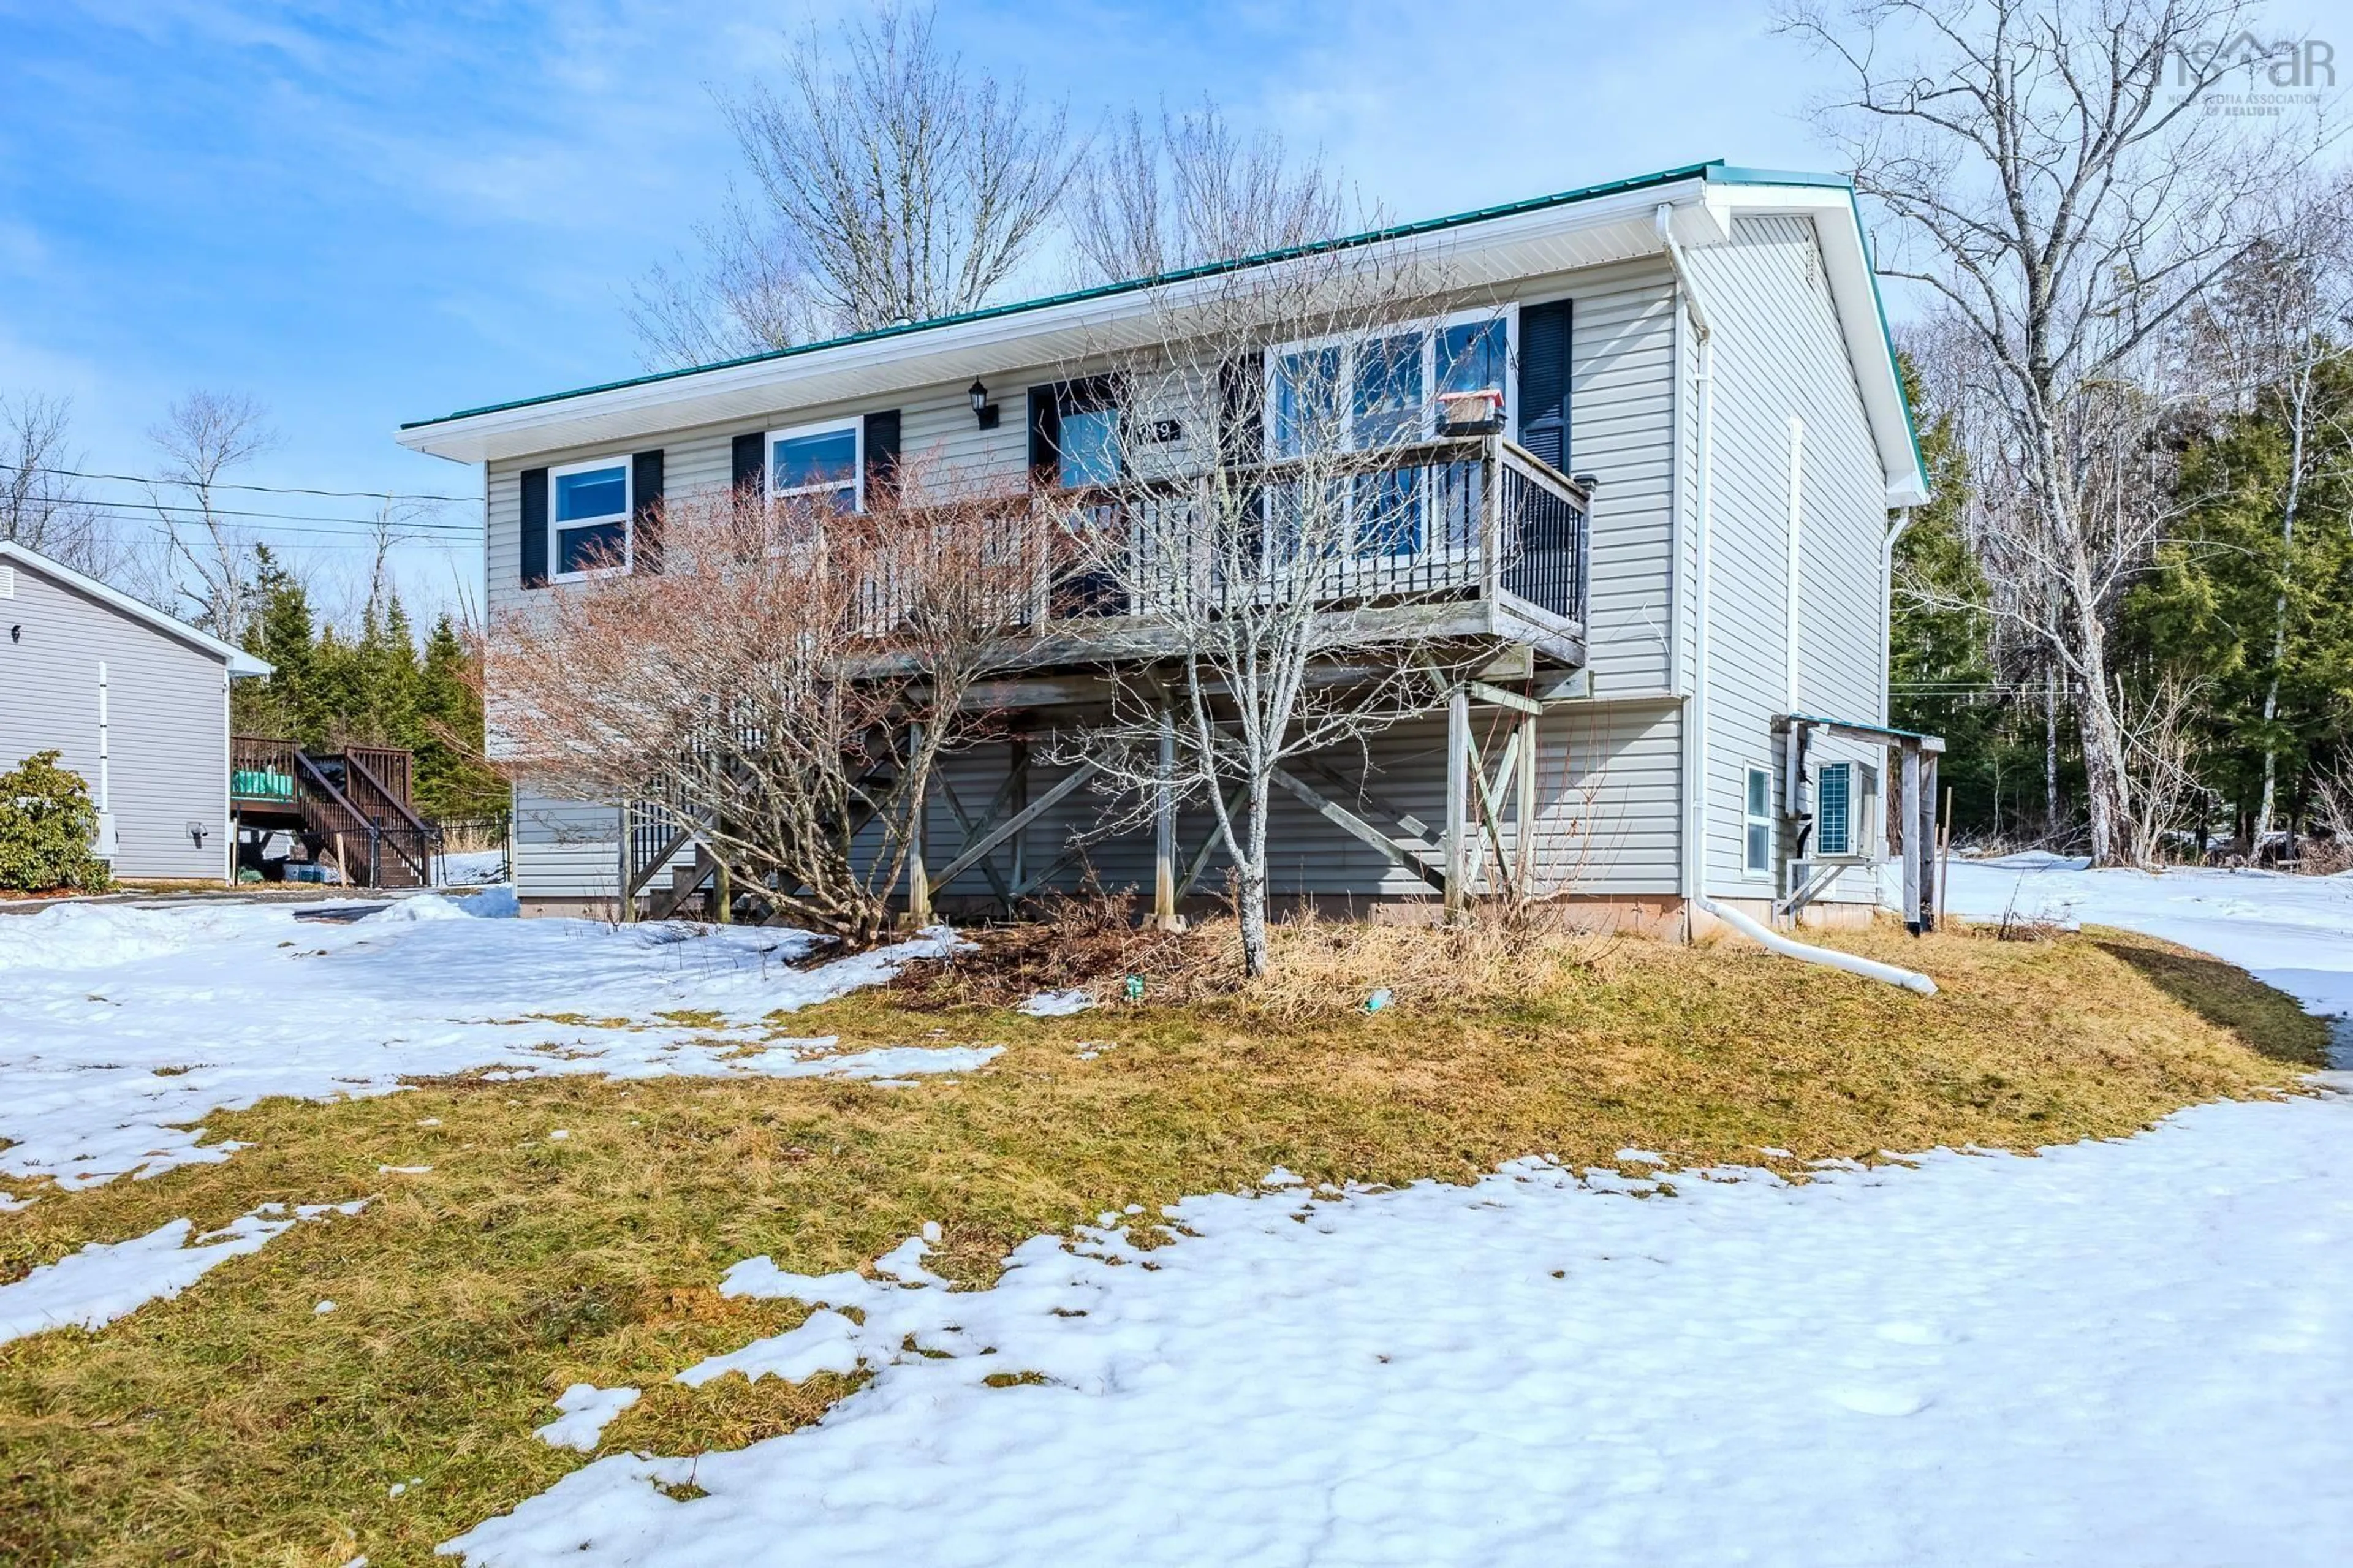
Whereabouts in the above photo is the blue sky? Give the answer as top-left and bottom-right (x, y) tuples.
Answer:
(0, 1), (1950, 614)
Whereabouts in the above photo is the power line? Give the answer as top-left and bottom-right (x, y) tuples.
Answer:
(81, 496), (485, 532)
(69, 505), (483, 548)
(0, 458), (479, 505)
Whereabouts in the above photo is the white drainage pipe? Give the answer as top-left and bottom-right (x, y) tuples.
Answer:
(1700, 898), (1938, 996)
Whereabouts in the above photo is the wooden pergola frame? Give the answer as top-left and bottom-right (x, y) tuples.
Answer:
(1772, 713), (1945, 934)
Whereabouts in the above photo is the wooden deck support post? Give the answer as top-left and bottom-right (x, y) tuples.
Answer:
(1899, 741), (1922, 936)
(1444, 686), (1471, 921)
(906, 725), (932, 927)
(1514, 710), (1539, 899)
(1153, 708), (1180, 930)
(613, 813), (631, 923)
(1006, 737), (1029, 906)
(1917, 748), (1939, 933)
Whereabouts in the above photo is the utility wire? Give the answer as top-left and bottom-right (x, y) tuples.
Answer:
(67, 505), (483, 548)
(81, 496), (484, 532)
(0, 459), (479, 505)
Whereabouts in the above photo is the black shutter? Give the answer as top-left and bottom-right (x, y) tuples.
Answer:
(631, 450), (664, 572)
(732, 431), (765, 496)
(1219, 352), (1264, 466)
(1027, 385), (1061, 486)
(518, 466), (549, 589)
(862, 409), (901, 507)
(1517, 300), (1572, 474)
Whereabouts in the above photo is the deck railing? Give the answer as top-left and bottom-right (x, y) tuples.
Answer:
(1028, 435), (1586, 637)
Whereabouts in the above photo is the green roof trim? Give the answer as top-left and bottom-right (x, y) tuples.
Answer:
(399, 156), (1924, 495)
(404, 158), (1749, 431)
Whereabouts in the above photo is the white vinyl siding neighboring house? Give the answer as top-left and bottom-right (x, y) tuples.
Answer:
(407, 160), (1931, 931)
(0, 542), (270, 882)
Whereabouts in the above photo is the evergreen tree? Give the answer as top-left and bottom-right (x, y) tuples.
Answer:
(412, 614), (504, 818)
(235, 546), (321, 741)
(2123, 356), (2353, 841)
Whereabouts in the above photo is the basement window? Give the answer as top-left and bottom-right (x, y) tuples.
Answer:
(550, 458), (630, 578)
(1743, 765), (1773, 879)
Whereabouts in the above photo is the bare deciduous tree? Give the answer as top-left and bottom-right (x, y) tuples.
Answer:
(0, 393), (115, 575)
(1068, 98), (1352, 284)
(487, 464), (1031, 945)
(2116, 671), (2211, 866)
(630, 3), (1077, 366)
(1784, 0), (2298, 864)
(147, 390), (278, 639)
(1048, 244), (1510, 975)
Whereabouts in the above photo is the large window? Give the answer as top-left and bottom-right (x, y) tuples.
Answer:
(1269, 312), (1510, 460)
(1267, 311), (1512, 561)
(551, 458), (630, 578)
(1743, 766), (1775, 879)
(768, 419), (862, 513)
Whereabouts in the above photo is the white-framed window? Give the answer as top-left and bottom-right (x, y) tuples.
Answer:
(1816, 761), (1854, 858)
(1264, 307), (1515, 562)
(1268, 307), (1515, 459)
(550, 456), (631, 579)
(767, 418), (863, 513)
(1743, 765), (1774, 879)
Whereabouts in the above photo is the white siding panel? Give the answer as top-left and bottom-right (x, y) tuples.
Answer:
(512, 786), (621, 903)
(1568, 268), (1680, 696)
(1689, 214), (1893, 898)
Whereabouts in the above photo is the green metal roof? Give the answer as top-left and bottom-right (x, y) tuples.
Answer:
(404, 159), (1754, 431)
(398, 156), (1926, 496)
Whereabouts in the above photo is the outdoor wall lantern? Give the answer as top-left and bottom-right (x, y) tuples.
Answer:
(968, 379), (1000, 430)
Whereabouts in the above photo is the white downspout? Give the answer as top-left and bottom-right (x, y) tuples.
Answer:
(1881, 507), (1912, 726)
(1785, 415), (1805, 714)
(1658, 204), (1716, 937)
(95, 661), (117, 862)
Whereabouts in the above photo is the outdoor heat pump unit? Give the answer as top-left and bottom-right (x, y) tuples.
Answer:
(1813, 762), (1881, 862)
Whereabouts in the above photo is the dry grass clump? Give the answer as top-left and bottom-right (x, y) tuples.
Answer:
(896, 897), (1618, 1017)
(892, 892), (1228, 1007)
(1235, 905), (1620, 1018)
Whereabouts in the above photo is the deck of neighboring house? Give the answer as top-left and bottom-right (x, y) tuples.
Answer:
(230, 737), (441, 888)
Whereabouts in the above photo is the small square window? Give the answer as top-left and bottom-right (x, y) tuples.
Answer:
(1743, 765), (1773, 879)
(768, 421), (862, 513)
(551, 460), (630, 578)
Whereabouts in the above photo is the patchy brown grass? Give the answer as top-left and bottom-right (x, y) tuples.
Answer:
(0, 917), (2325, 1566)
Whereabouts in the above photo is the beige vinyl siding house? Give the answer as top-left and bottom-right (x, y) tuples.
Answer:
(0, 542), (270, 882)
(405, 160), (1933, 933)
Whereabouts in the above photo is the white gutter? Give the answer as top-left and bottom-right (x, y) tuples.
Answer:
(1702, 896), (1938, 996)
(1658, 205), (1716, 936)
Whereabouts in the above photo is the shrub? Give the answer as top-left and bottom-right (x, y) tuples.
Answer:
(0, 750), (113, 892)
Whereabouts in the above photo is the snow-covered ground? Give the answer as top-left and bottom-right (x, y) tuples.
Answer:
(0, 894), (983, 1191)
(444, 860), (2353, 1568)
(0, 1199), (366, 1344)
(449, 1094), (2353, 1568)
(436, 849), (510, 888)
(1947, 852), (2353, 1034)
